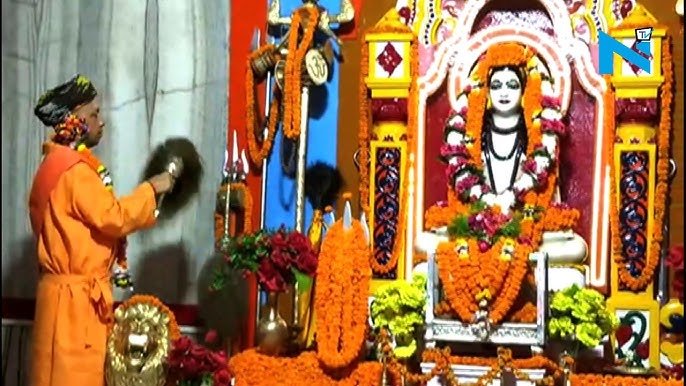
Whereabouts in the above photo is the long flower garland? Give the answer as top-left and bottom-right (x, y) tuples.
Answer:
(380, 329), (561, 386)
(358, 23), (419, 275)
(282, 7), (320, 140)
(245, 6), (320, 163)
(436, 237), (531, 324)
(315, 219), (372, 369)
(610, 38), (673, 291)
(358, 43), (371, 215)
(245, 44), (281, 166)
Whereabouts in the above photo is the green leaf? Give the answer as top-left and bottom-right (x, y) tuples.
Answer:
(499, 217), (521, 238)
(292, 269), (313, 293)
(209, 266), (229, 291)
(447, 215), (471, 238)
(471, 201), (487, 213)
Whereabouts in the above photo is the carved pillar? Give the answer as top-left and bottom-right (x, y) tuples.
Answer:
(362, 10), (417, 289)
(606, 7), (669, 371)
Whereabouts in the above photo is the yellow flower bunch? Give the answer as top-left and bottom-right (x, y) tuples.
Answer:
(548, 284), (619, 349)
(370, 273), (427, 359)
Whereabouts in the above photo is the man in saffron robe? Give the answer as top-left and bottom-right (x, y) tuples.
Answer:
(28, 74), (174, 386)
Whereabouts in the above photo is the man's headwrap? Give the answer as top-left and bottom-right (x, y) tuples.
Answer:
(34, 74), (98, 127)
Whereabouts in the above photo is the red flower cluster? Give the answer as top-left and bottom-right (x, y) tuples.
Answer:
(256, 227), (318, 292)
(54, 114), (89, 145)
(468, 209), (510, 240)
(167, 335), (231, 386)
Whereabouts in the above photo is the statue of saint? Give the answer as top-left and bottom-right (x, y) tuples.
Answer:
(428, 60), (587, 266)
(481, 66), (529, 199)
(480, 66), (587, 264)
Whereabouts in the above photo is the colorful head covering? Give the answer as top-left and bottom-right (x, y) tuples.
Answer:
(34, 74), (97, 127)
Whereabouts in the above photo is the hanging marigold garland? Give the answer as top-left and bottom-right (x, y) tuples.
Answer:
(282, 7), (320, 140)
(245, 6), (320, 164)
(380, 330), (561, 385)
(358, 23), (419, 275)
(214, 182), (254, 241)
(315, 218), (372, 369)
(610, 38), (673, 291)
(358, 40), (370, 215)
(245, 43), (281, 166)
(436, 237), (532, 324)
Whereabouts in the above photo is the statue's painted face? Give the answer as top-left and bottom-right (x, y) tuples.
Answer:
(488, 68), (523, 115)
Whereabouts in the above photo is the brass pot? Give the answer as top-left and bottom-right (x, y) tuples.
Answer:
(256, 292), (289, 356)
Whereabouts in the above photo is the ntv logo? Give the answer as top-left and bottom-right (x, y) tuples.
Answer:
(598, 27), (653, 75)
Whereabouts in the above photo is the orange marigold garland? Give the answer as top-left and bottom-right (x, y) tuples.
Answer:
(509, 301), (538, 323)
(230, 349), (382, 386)
(569, 373), (682, 386)
(214, 182), (253, 241)
(382, 335), (563, 385)
(610, 38), (673, 291)
(245, 45), (281, 166)
(379, 330), (459, 385)
(282, 7), (320, 140)
(358, 42), (371, 215)
(117, 294), (181, 341)
(359, 22), (419, 275)
(425, 190), (469, 229)
(436, 237), (532, 324)
(315, 218), (372, 369)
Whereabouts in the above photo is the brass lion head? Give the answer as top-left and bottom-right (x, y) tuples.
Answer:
(106, 301), (172, 386)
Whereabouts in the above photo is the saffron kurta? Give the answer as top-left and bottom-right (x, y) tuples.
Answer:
(28, 144), (157, 386)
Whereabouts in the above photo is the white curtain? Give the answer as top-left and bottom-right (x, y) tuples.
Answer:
(2, 0), (229, 303)
(2, 0), (230, 383)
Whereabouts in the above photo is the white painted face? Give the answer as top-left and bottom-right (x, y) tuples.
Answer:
(488, 68), (523, 115)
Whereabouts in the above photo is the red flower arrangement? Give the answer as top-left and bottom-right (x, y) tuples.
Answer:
(447, 202), (522, 250)
(256, 227), (318, 292)
(211, 227), (318, 293)
(167, 331), (231, 386)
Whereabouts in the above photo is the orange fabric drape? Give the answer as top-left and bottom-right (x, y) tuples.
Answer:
(28, 144), (157, 386)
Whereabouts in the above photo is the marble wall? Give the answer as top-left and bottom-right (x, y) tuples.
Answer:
(1, 0), (229, 304)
